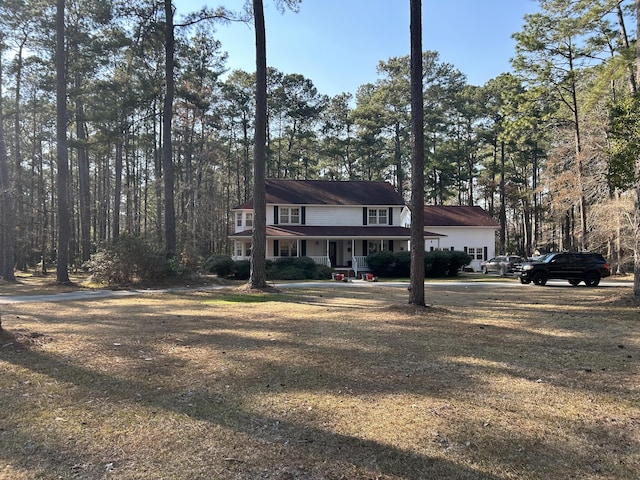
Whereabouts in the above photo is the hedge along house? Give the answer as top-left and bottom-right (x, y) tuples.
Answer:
(230, 179), (443, 277)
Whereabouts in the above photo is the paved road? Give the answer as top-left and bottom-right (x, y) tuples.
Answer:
(0, 277), (633, 304)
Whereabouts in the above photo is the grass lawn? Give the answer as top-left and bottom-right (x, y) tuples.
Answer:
(0, 275), (639, 479)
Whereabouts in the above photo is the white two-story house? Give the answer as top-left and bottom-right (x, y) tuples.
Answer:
(230, 179), (443, 276)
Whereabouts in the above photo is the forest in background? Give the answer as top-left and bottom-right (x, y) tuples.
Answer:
(0, 0), (639, 282)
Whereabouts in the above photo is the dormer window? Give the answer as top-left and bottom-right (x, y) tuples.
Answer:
(279, 207), (300, 224)
(236, 212), (253, 228)
(368, 208), (388, 225)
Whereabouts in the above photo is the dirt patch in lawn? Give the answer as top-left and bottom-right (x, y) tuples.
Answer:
(0, 280), (638, 479)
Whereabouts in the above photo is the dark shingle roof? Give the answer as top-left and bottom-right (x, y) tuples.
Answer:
(423, 205), (499, 227)
(230, 225), (444, 239)
(236, 179), (405, 209)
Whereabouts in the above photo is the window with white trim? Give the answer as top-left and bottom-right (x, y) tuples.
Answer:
(368, 208), (388, 225)
(236, 212), (243, 227)
(235, 243), (243, 257)
(468, 247), (483, 260)
(279, 207), (300, 224)
(245, 212), (253, 227)
(279, 240), (298, 257)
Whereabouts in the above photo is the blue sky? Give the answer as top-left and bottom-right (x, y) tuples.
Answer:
(180, 0), (540, 97)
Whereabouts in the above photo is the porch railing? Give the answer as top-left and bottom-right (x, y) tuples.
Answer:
(352, 256), (369, 277)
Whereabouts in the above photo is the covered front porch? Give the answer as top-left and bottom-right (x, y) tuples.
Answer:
(231, 225), (414, 278)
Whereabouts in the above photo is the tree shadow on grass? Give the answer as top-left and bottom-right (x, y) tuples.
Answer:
(1, 344), (501, 480)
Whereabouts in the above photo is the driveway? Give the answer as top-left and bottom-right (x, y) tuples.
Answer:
(0, 277), (632, 304)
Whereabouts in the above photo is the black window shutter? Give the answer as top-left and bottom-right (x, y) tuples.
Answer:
(388, 207), (393, 225)
(362, 240), (367, 255)
(301, 206), (306, 225)
(301, 240), (306, 256)
(273, 206), (279, 224)
(463, 246), (468, 253)
(274, 240), (279, 256)
(389, 240), (394, 252)
(363, 207), (368, 225)
(484, 246), (488, 260)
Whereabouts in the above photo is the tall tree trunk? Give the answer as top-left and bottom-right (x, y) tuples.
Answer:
(12, 40), (25, 271)
(394, 121), (403, 197)
(163, 0), (177, 259)
(0, 44), (16, 281)
(75, 72), (91, 262)
(568, 51), (588, 251)
(56, 0), (71, 284)
(617, 2), (637, 94)
(409, 0), (425, 306)
(249, 0), (267, 289)
(114, 142), (123, 242)
(634, 0), (640, 296)
(499, 141), (506, 255)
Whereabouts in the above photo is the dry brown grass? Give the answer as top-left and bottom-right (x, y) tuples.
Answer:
(0, 278), (639, 479)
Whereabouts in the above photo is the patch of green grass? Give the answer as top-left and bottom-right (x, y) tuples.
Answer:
(204, 292), (288, 304)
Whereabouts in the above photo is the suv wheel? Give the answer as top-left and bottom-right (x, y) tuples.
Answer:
(584, 272), (601, 287)
(520, 277), (530, 285)
(568, 279), (581, 286)
(532, 272), (548, 286)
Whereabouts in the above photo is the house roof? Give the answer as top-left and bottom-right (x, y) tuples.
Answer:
(236, 179), (405, 209)
(423, 205), (499, 227)
(230, 225), (444, 239)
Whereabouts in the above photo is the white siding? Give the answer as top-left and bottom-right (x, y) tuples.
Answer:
(306, 206), (363, 226)
(424, 226), (497, 271)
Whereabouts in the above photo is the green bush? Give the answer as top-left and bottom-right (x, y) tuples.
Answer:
(231, 260), (251, 280)
(425, 250), (450, 277)
(447, 251), (472, 276)
(366, 251), (397, 277)
(314, 265), (334, 280)
(392, 251), (411, 277)
(425, 250), (471, 277)
(87, 235), (170, 287)
(366, 249), (471, 278)
(204, 254), (235, 278)
(265, 256), (330, 280)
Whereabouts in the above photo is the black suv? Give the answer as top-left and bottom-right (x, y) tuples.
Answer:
(520, 252), (611, 287)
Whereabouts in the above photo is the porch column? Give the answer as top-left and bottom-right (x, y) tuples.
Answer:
(326, 239), (330, 267)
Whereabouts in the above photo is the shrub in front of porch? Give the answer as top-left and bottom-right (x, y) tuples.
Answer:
(425, 250), (472, 277)
(367, 250), (471, 278)
(266, 257), (333, 281)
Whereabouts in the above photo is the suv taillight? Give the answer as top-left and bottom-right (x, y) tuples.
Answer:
(604, 263), (610, 270)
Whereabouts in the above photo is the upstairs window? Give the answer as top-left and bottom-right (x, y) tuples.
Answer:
(245, 213), (253, 227)
(279, 207), (300, 224)
(236, 212), (243, 227)
(368, 208), (388, 225)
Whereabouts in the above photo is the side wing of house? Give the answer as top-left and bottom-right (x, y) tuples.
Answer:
(422, 205), (499, 271)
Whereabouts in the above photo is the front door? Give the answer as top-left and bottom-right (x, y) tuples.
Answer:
(329, 242), (337, 268)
